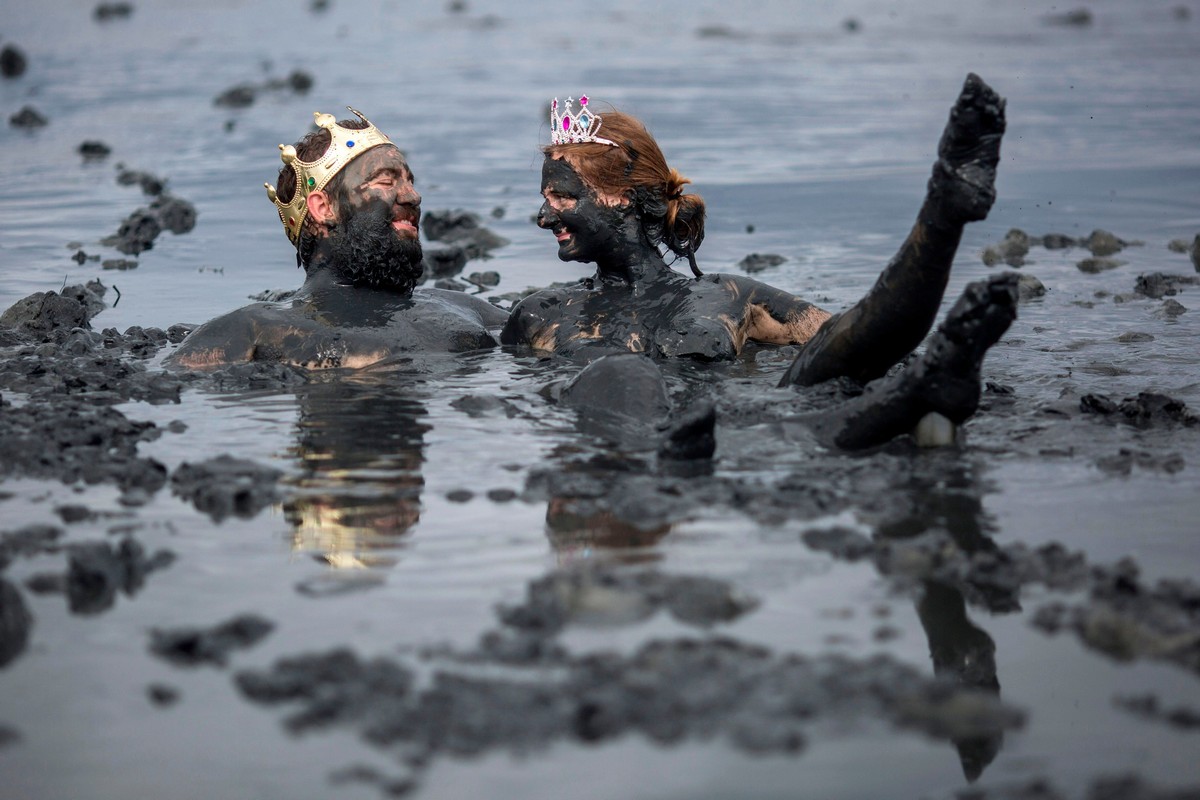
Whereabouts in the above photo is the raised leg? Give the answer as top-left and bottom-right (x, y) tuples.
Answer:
(803, 273), (1018, 450)
(781, 73), (1007, 388)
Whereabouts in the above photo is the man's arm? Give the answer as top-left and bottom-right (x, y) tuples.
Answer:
(164, 307), (262, 368)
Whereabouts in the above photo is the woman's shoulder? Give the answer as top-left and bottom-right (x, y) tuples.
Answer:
(511, 280), (590, 309)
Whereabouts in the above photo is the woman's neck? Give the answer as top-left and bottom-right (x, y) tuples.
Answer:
(592, 217), (669, 285)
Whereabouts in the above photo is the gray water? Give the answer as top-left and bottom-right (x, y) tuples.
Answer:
(2, 1), (1200, 798)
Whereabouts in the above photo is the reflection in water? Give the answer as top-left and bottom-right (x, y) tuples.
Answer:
(282, 377), (429, 569)
(545, 497), (673, 565)
(875, 459), (1004, 782)
(918, 580), (1002, 782)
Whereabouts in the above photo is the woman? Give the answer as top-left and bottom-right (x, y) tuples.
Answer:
(502, 75), (1008, 390)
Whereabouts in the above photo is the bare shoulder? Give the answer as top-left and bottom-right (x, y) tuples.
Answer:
(418, 287), (509, 326)
(166, 302), (303, 368)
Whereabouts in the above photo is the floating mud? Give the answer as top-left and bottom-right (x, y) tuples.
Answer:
(149, 614), (274, 667)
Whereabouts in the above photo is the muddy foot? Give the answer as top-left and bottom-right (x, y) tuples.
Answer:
(911, 273), (1019, 422)
(930, 73), (1006, 224)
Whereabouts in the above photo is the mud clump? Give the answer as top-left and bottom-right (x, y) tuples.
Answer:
(421, 209), (509, 259)
(0, 284), (188, 401)
(1093, 448), (1185, 476)
(213, 70), (314, 108)
(149, 614), (274, 667)
(801, 526), (874, 561)
(0, 524), (64, 563)
(94, 2), (134, 21)
(9, 106), (47, 129)
(103, 195), (197, 255)
(0, 396), (168, 493)
(1043, 8), (1093, 26)
(79, 140), (111, 161)
(238, 637), (1022, 768)
(1, 44), (28, 79)
(0, 282), (103, 339)
(1033, 559), (1200, 676)
(100, 166), (196, 254)
(497, 565), (758, 636)
(57, 538), (174, 614)
(1134, 272), (1198, 300)
(1113, 693), (1200, 731)
(170, 455), (283, 521)
(982, 229), (1031, 267)
(982, 228), (1138, 268)
(116, 166), (165, 196)
(419, 208), (511, 281)
(420, 246), (468, 280)
(146, 684), (181, 707)
(737, 253), (787, 273)
(1076, 257), (1124, 274)
(1080, 391), (1197, 429)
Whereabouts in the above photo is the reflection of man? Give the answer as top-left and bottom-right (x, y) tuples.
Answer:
(283, 379), (430, 569)
(168, 108), (507, 369)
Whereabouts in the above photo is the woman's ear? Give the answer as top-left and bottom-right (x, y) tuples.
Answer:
(306, 190), (336, 228)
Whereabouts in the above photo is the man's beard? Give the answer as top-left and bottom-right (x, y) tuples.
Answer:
(324, 201), (424, 295)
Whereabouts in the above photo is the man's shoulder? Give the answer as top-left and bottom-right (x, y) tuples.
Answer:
(415, 288), (509, 326)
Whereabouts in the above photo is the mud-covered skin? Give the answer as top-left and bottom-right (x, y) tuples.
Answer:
(801, 273), (1019, 450)
(781, 73), (1007, 387)
(503, 268), (829, 361)
(168, 275), (505, 369)
(501, 156), (829, 361)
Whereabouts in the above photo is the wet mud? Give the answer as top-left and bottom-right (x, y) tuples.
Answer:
(149, 614), (274, 667)
(102, 166), (197, 256)
(235, 563), (1025, 788)
(418, 208), (511, 286)
(213, 69), (314, 109)
(170, 455), (282, 521)
(0, 44), (27, 79)
(8, 105), (47, 129)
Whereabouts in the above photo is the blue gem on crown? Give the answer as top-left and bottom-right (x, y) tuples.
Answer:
(550, 95), (618, 147)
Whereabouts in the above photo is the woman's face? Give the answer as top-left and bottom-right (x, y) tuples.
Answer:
(538, 155), (628, 266)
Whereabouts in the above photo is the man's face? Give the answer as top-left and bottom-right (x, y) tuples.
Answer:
(336, 144), (421, 239)
(538, 155), (626, 266)
(321, 145), (425, 295)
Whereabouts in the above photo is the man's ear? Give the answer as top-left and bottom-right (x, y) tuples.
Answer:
(306, 190), (336, 227)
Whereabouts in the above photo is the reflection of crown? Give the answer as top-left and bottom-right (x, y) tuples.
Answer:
(264, 107), (393, 246)
(549, 95), (618, 147)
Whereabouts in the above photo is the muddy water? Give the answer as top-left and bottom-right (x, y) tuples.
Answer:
(3, 1), (1200, 798)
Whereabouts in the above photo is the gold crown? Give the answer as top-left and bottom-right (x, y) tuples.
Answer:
(264, 106), (393, 246)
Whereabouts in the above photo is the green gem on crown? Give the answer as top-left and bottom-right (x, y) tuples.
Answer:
(307, 177), (316, 187)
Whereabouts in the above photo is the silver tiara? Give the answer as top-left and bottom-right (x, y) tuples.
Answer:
(549, 95), (618, 147)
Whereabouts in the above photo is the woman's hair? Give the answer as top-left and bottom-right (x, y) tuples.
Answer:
(275, 117), (369, 267)
(544, 110), (706, 265)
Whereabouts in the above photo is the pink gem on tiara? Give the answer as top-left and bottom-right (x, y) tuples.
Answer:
(580, 95), (588, 106)
(562, 117), (571, 132)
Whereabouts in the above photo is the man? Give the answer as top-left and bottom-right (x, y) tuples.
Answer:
(168, 108), (506, 369)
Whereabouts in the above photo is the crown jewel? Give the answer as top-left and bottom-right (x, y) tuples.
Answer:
(549, 95), (618, 147)
(264, 106), (393, 246)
